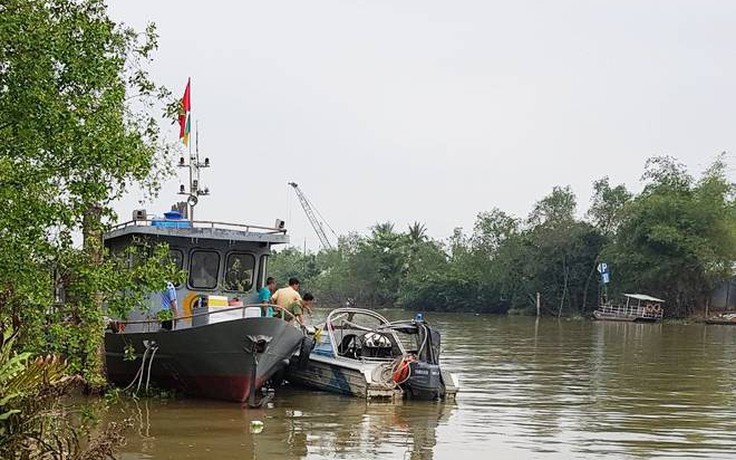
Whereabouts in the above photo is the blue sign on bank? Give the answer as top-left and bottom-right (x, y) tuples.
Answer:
(598, 263), (610, 284)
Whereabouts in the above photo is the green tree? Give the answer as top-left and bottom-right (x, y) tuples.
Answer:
(608, 155), (736, 315)
(528, 185), (577, 226)
(471, 209), (520, 253)
(273, 157), (735, 319)
(578, 178), (633, 309)
(398, 234), (451, 311)
(407, 221), (428, 244)
(357, 222), (407, 305)
(268, 247), (321, 291)
(588, 177), (633, 236)
(489, 187), (604, 316)
(0, 0), (174, 383)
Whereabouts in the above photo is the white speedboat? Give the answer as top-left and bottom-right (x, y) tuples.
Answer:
(286, 308), (459, 401)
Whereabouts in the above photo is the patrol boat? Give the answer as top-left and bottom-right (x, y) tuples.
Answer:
(103, 209), (310, 405)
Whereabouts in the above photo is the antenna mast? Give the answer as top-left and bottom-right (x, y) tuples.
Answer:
(178, 120), (210, 219)
(288, 182), (334, 250)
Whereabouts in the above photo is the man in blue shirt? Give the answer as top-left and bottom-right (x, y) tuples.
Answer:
(160, 281), (178, 330)
(258, 277), (277, 317)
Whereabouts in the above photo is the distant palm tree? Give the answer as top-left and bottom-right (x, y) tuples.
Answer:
(372, 222), (395, 236)
(407, 221), (427, 244)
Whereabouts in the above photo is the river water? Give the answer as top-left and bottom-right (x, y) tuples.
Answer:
(109, 313), (736, 459)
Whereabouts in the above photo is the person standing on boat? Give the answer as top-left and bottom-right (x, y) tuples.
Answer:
(301, 292), (315, 326)
(272, 277), (304, 325)
(302, 292), (314, 315)
(258, 277), (277, 317)
(159, 281), (178, 331)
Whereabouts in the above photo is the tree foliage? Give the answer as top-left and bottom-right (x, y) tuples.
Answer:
(272, 156), (736, 318)
(0, 328), (129, 459)
(0, 0), (175, 383)
(607, 155), (736, 316)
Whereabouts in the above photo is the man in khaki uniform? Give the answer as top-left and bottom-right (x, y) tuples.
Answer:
(271, 277), (304, 325)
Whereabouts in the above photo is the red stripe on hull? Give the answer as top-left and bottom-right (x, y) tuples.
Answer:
(189, 375), (267, 403)
(107, 373), (267, 403)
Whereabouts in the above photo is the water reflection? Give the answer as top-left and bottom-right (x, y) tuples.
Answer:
(113, 389), (455, 460)
(111, 315), (736, 459)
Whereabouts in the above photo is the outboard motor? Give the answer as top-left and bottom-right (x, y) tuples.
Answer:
(404, 361), (443, 400)
(401, 320), (446, 400)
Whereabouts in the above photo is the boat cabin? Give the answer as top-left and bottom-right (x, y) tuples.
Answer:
(103, 210), (288, 331)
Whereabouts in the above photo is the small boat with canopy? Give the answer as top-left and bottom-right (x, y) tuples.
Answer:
(593, 293), (665, 322)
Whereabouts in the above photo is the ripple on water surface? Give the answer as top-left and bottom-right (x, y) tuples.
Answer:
(111, 315), (736, 459)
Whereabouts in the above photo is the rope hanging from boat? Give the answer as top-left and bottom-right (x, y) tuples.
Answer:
(122, 346), (149, 392)
(144, 345), (159, 393)
(122, 340), (159, 395)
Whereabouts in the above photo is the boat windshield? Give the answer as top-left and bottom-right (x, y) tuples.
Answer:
(328, 310), (388, 331)
(324, 309), (405, 360)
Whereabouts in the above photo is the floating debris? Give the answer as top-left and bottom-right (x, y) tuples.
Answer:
(250, 420), (264, 434)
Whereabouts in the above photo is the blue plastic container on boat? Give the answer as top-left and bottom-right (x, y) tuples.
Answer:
(152, 211), (192, 229)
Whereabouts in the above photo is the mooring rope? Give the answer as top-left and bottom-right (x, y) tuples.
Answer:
(373, 354), (414, 390)
(144, 345), (159, 393)
(122, 341), (159, 394)
(122, 346), (150, 392)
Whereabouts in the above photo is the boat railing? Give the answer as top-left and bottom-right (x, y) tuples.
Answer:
(596, 303), (663, 319)
(108, 303), (296, 333)
(108, 219), (287, 235)
(322, 311), (407, 359)
(340, 319), (380, 332)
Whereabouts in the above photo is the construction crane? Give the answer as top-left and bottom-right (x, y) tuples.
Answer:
(288, 182), (335, 250)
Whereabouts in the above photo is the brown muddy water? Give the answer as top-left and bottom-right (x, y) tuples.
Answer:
(107, 313), (736, 459)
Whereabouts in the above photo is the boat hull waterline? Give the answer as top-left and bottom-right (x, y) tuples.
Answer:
(287, 354), (403, 400)
(105, 317), (305, 402)
(592, 310), (660, 323)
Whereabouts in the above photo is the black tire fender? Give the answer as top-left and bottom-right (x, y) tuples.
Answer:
(298, 336), (314, 370)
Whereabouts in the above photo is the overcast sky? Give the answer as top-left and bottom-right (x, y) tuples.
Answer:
(108, 0), (736, 250)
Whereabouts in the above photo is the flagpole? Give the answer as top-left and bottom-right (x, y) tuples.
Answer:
(196, 119), (200, 203)
(178, 77), (208, 221)
(188, 78), (195, 221)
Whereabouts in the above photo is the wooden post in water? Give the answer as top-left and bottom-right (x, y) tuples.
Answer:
(705, 298), (709, 318)
(536, 292), (541, 317)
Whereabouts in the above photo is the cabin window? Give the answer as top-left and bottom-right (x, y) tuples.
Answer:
(189, 250), (220, 290)
(224, 252), (255, 292)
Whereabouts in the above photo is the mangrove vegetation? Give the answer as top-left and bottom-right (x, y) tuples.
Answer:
(1, 0), (176, 456)
(271, 155), (736, 318)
